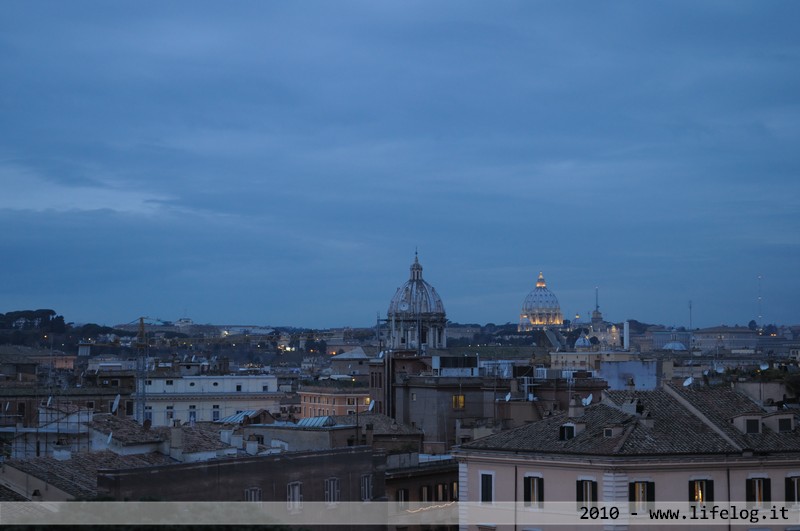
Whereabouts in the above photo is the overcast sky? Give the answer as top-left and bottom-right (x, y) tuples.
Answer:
(1, 2), (799, 330)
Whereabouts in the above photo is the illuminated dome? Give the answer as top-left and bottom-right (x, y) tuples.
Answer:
(518, 272), (563, 331)
(387, 253), (447, 350)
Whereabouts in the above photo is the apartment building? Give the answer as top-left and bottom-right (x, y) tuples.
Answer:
(454, 383), (800, 530)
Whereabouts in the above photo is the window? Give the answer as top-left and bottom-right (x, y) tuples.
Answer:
(86, 400), (95, 409)
(244, 487), (262, 501)
(287, 482), (303, 512)
(576, 480), (597, 507)
(524, 476), (544, 508)
(397, 488), (409, 509)
(145, 380), (152, 386)
(166, 380), (174, 386)
(746, 478), (771, 506)
(451, 481), (459, 501)
(480, 473), (494, 504)
(420, 485), (431, 502)
(144, 406), (152, 421)
(746, 419), (760, 434)
(324, 477), (340, 505)
(786, 476), (800, 506)
(213, 382), (219, 387)
(189, 382), (195, 387)
(559, 424), (575, 440)
(360, 474), (373, 501)
(189, 405), (197, 423)
(347, 397), (356, 406)
(125, 400), (134, 416)
(629, 481), (654, 512)
(435, 482), (448, 502)
(236, 384), (242, 392)
(411, 393), (417, 401)
(603, 428), (613, 437)
(779, 418), (793, 432)
(166, 406), (174, 422)
(262, 385), (270, 392)
(212, 405), (220, 421)
(452, 394), (465, 410)
(689, 479), (713, 503)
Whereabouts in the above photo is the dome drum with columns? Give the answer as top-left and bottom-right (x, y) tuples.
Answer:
(518, 272), (563, 331)
(387, 254), (447, 350)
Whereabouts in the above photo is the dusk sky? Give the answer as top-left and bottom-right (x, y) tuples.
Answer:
(2, 2), (799, 330)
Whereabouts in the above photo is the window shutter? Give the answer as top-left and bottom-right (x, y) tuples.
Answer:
(746, 479), (754, 502)
(591, 481), (598, 503)
(647, 482), (655, 503)
(764, 478), (771, 502)
(628, 483), (636, 502)
(538, 477), (544, 504)
(576, 481), (583, 502)
(688, 481), (693, 502)
(523, 477), (530, 505)
(786, 477), (797, 503)
(706, 480), (714, 502)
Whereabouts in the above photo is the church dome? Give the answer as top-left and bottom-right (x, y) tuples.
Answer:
(519, 272), (563, 331)
(388, 254), (445, 317)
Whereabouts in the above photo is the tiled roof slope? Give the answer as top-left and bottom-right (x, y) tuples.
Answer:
(6, 451), (175, 499)
(461, 385), (800, 457)
(668, 383), (800, 452)
(152, 422), (232, 453)
(88, 414), (165, 445)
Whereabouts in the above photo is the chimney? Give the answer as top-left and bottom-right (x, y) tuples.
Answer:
(170, 424), (183, 460)
(568, 394), (584, 418)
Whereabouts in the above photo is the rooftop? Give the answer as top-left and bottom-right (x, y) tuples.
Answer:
(460, 384), (800, 457)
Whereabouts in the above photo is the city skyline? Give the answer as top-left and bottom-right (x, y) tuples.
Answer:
(2, 2), (799, 330)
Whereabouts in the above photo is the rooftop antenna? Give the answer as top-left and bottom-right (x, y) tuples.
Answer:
(688, 300), (692, 330)
(595, 287), (599, 312)
(757, 275), (763, 328)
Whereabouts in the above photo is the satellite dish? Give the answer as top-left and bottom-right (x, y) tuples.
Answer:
(528, 393), (535, 402)
(759, 363), (769, 371)
(4, 402), (9, 411)
(703, 370), (709, 376)
(368, 400), (375, 412)
(683, 377), (693, 387)
(112, 394), (121, 413)
(716, 366), (725, 374)
(107, 431), (113, 445)
(47, 396), (52, 407)
(505, 392), (512, 402)
(581, 394), (593, 406)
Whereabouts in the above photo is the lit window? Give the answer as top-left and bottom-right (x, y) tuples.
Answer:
(629, 481), (654, 512)
(452, 394), (465, 410)
(746, 478), (770, 507)
(689, 479), (713, 503)
(524, 476), (544, 508)
(577, 479), (597, 507)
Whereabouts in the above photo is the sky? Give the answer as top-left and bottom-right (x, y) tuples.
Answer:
(1, 2), (799, 330)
